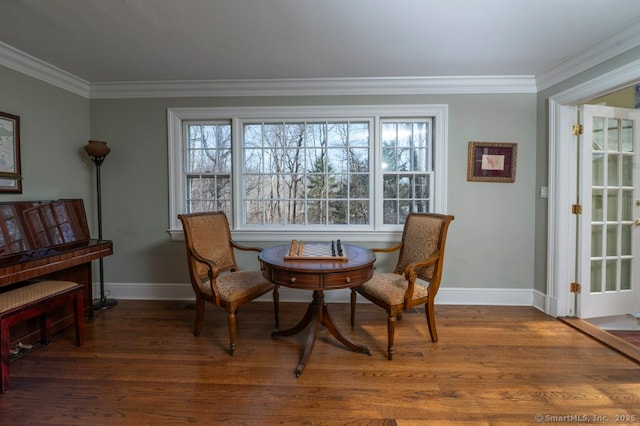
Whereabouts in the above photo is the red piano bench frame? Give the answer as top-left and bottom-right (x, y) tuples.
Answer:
(0, 280), (84, 394)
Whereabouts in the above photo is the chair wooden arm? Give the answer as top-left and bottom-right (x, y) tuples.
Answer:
(231, 240), (267, 274)
(230, 240), (263, 252)
(188, 248), (222, 305)
(402, 250), (441, 308)
(371, 242), (404, 271)
(371, 242), (403, 253)
(403, 250), (440, 279)
(189, 247), (221, 278)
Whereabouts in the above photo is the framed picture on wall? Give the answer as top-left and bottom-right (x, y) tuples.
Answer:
(467, 141), (517, 183)
(0, 111), (22, 193)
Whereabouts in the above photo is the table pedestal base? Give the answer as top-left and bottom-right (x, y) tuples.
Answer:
(272, 290), (371, 377)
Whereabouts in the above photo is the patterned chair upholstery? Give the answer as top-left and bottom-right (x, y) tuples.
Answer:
(178, 212), (279, 355)
(350, 213), (454, 360)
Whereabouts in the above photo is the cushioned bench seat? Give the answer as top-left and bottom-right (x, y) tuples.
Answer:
(1, 280), (84, 393)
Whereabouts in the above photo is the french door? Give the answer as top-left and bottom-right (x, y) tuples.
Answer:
(576, 104), (640, 318)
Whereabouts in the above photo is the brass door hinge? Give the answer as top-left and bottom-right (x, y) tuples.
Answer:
(572, 124), (583, 135)
(572, 204), (583, 215)
(570, 283), (581, 293)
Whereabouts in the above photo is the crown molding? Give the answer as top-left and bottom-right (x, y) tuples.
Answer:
(88, 75), (536, 98)
(551, 58), (640, 105)
(536, 16), (640, 91)
(0, 41), (90, 97)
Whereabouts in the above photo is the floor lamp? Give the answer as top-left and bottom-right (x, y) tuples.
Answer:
(85, 140), (118, 311)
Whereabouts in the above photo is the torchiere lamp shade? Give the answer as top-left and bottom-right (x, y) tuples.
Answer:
(85, 140), (111, 159)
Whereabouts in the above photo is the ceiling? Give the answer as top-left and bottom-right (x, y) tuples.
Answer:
(1, 0), (640, 90)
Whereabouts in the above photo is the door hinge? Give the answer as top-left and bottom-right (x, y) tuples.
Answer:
(572, 124), (583, 135)
(570, 283), (581, 293)
(572, 204), (583, 215)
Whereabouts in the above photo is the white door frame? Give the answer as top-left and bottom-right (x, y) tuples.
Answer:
(547, 59), (640, 317)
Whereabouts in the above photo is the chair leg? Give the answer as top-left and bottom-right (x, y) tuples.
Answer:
(273, 286), (280, 330)
(425, 297), (438, 342)
(227, 310), (237, 356)
(350, 290), (357, 326)
(387, 312), (396, 360)
(193, 298), (205, 336)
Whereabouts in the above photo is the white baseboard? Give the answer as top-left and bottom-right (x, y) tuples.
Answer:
(96, 282), (546, 310)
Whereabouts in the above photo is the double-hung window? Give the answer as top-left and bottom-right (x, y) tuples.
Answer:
(381, 120), (433, 225)
(184, 121), (233, 214)
(168, 105), (447, 241)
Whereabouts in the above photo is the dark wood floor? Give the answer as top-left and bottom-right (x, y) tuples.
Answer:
(1, 300), (639, 425)
(610, 331), (640, 349)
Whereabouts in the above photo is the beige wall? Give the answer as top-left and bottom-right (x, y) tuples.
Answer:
(588, 85), (637, 108)
(89, 93), (537, 295)
(0, 66), (91, 204)
(2, 59), (592, 303)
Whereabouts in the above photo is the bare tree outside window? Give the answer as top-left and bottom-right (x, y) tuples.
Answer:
(243, 121), (370, 226)
(381, 120), (433, 224)
(185, 122), (232, 218)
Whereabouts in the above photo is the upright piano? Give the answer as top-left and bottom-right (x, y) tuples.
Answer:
(0, 199), (113, 343)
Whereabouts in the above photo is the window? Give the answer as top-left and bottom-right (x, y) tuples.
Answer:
(184, 121), (232, 215)
(242, 120), (371, 226)
(169, 105), (448, 241)
(381, 120), (433, 224)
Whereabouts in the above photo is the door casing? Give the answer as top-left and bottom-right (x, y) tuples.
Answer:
(546, 59), (640, 318)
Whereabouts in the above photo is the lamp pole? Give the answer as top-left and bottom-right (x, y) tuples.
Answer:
(85, 140), (117, 311)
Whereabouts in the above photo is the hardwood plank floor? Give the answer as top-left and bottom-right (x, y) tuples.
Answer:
(1, 301), (639, 425)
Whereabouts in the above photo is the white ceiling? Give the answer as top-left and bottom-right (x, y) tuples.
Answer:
(1, 0), (640, 90)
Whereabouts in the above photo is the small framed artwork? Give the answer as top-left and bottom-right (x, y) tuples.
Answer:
(0, 111), (22, 193)
(467, 141), (517, 183)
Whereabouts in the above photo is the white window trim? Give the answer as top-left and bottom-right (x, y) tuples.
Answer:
(168, 104), (448, 242)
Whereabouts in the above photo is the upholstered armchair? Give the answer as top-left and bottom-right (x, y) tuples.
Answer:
(350, 212), (454, 360)
(178, 212), (279, 355)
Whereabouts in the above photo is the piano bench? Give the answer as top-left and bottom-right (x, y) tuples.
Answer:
(0, 280), (84, 394)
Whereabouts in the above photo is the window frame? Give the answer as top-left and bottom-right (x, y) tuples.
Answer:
(168, 105), (448, 242)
